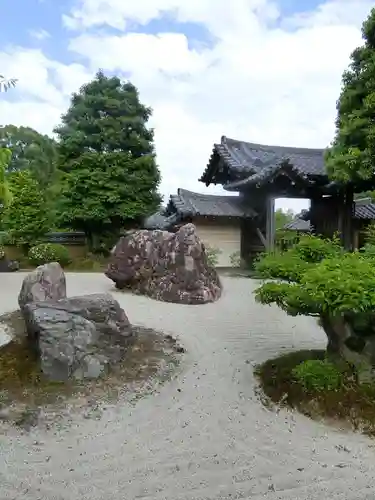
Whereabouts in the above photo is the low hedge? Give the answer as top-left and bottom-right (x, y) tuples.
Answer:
(28, 243), (72, 267)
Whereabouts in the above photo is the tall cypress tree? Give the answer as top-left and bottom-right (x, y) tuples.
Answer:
(55, 70), (161, 250)
(325, 7), (375, 183)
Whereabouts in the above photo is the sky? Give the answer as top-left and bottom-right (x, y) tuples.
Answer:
(1, 0), (374, 213)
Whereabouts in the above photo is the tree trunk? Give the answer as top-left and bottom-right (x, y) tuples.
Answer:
(320, 314), (375, 384)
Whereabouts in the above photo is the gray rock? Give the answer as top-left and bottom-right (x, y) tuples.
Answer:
(18, 262), (66, 312)
(23, 293), (134, 381)
(0, 259), (19, 272)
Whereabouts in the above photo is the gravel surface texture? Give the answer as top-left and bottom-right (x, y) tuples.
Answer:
(1, 273), (375, 499)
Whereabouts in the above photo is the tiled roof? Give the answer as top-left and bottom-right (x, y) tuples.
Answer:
(169, 188), (257, 218)
(143, 212), (180, 230)
(354, 203), (375, 220)
(285, 202), (375, 231)
(284, 219), (312, 232)
(200, 135), (326, 187)
(144, 189), (257, 230)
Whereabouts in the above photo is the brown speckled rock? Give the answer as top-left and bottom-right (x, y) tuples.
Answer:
(105, 223), (222, 304)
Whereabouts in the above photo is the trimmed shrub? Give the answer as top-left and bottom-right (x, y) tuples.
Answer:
(2, 170), (51, 248)
(292, 359), (342, 392)
(205, 245), (222, 267)
(28, 243), (71, 267)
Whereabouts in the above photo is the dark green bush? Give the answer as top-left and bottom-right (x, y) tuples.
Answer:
(292, 359), (342, 392)
(28, 243), (71, 267)
(2, 170), (52, 248)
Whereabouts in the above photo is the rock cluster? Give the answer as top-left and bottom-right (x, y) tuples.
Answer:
(105, 223), (222, 304)
(18, 262), (134, 381)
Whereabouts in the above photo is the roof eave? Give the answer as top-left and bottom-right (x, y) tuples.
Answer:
(199, 147), (221, 186)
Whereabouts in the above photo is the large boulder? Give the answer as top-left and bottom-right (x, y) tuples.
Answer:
(18, 262), (66, 312)
(105, 223), (222, 304)
(23, 293), (134, 381)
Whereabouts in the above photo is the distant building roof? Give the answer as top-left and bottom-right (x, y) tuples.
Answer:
(284, 218), (312, 232)
(200, 135), (326, 187)
(143, 188), (257, 230)
(168, 188), (257, 218)
(285, 201), (375, 232)
(353, 197), (375, 219)
(354, 203), (375, 220)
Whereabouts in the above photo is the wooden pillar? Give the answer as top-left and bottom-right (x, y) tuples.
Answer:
(309, 197), (319, 235)
(266, 196), (275, 251)
(339, 185), (354, 251)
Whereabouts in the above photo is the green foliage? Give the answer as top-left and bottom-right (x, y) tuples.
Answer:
(0, 125), (58, 188)
(325, 8), (375, 182)
(205, 246), (221, 267)
(28, 243), (71, 267)
(0, 244), (5, 259)
(229, 250), (242, 267)
(355, 191), (375, 201)
(255, 250), (309, 283)
(255, 234), (341, 283)
(54, 70), (161, 246)
(2, 170), (51, 247)
(0, 147), (12, 208)
(255, 233), (375, 318)
(363, 221), (375, 245)
(55, 70), (155, 161)
(291, 233), (342, 262)
(274, 211), (297, 251)
(275, 228), (300, 250)
(67, 254), (106, 271)
(56, 152), (160, 242)
(301, 252), (375, 315)
(275, 208), (294, 230)
(358, 222), (375, 258)
(292, 359), (342, 392)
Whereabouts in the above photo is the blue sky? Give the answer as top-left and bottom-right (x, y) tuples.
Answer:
(2, 0), (323, 63)
(0, 0), (371, 212)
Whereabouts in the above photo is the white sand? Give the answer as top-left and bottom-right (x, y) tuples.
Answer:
(0, 273), (375, 499)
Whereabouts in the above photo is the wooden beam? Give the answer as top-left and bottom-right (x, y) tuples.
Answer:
(256, 227), (267, 247)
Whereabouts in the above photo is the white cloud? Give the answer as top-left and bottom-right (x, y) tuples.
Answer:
(29, 29), (51, 40)
(0, 47), (92, 134)
(1, 0), (374, 213)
